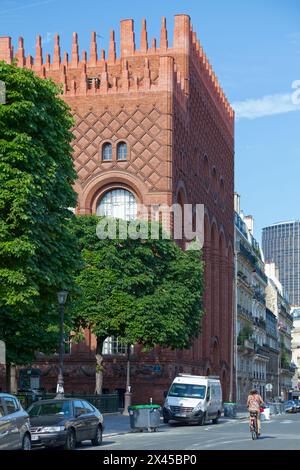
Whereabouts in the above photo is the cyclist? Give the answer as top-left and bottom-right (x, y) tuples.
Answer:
(247, 389), (265, 436)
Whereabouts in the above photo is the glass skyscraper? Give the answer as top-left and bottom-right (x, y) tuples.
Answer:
(262, 221), (300, 307)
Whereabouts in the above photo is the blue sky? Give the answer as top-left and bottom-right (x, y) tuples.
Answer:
(1, 0), (300, 241)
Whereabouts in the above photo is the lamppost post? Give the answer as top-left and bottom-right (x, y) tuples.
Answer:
(123, 344), (132, 415)
(56, 290), (68, 399)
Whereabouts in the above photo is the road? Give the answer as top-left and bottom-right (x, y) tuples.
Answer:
(79, 413), (300, 450)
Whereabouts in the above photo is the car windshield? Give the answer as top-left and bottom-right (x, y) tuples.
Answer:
(28, 401), (71, 417)
(168, 383), (206, 399)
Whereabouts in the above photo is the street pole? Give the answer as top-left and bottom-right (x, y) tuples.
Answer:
(123, 344), (132, 415)
(56, 291), (68, 399)
(56, 303), (65, 398)
(0, 80), (6, 104)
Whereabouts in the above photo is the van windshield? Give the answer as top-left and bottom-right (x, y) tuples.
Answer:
(168, 383), (206, 399)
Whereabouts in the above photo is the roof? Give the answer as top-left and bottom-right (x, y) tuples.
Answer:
(29, 398), (75, 405)
(263, 221), (300, 229)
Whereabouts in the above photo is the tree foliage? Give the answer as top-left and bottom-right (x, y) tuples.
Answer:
(0, 62), (80, 365)
(71, 216), (204, 370)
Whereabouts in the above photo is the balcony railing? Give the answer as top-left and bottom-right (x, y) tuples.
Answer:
(253, 289), (266, 305)
(253, 317), (266, 329)
(253, 263), (268, 284)
(237, 304), (253, 321)
(239, 242), (256, 265)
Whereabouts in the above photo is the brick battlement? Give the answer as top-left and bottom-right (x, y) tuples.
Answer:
(0, 14), (233, 131)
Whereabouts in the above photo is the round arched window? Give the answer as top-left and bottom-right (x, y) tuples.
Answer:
(96, 188), (137, 221)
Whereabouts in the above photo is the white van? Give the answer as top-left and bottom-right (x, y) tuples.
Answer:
(162, 374), (223, 425)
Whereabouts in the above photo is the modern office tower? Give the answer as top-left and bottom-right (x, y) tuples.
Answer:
(262, 221), (300, 308)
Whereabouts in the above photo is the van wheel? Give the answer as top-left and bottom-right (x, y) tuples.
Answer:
(199, 412), (206, 426)
(212, 412), (221, 424)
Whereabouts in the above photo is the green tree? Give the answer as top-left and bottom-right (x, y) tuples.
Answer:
(71, 215), (204, 394)
(0, 62), (80, 387)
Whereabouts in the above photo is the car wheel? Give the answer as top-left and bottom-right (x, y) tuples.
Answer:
(22, 433), (31, 451)
(64, 429), (76, 450)
(163, 417), (169, 424)
(199, 412), (206, 426)
(91, 425), (103, 446)
(212, 412), (221, 424)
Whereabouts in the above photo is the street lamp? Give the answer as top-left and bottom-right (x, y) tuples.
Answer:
(55, 290), (68, 399)
(123, 344), (132, 415)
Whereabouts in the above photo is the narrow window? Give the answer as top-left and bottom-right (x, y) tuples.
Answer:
(102, 143), (112, 161)
(117, 142), (127, 161)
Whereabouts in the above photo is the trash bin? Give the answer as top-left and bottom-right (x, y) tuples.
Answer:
(128, 405), (161, 432)
(223, 402), (237, 418)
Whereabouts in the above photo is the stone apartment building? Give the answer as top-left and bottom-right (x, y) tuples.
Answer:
(265, 308), (280, 399)
(0, 15), (235, 403)
(291, 308), (300, 390)
(234, 194), (269, 403)
(265, 263), (294, 399)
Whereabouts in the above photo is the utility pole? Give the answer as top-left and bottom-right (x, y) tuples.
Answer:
(123, 344), (132, 415)
(0, 80), (6, 104)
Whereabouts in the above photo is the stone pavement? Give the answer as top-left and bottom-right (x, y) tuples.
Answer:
(102, 411), (249, 438)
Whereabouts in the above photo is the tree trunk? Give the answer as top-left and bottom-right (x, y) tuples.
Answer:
(95, 337), (105, 395)
(5, 362), (11, 393)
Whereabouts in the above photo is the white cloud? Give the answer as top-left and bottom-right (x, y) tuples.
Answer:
(233, 88), (300, 120)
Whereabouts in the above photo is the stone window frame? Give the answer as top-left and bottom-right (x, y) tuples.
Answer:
(115, 139), (130, 163)
(101, 140), (130, 162)
(101, 141), (113, 161)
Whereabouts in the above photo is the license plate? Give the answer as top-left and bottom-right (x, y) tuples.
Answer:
(176, 414), (186, 417)
(31, 435), (39, 441)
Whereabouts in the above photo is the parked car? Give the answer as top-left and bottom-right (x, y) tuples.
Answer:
(27, 398), (104, 449)
(0, 393), (31, 450)
(283, 400), (297, 413)
(292, 400), (300, 412)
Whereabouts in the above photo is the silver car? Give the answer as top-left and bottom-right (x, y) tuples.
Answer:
(0, 393), (31, 450)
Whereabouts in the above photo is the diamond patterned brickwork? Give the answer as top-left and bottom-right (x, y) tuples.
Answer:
(71, 104), (170, 192)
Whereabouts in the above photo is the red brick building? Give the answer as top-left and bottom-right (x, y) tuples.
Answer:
(0, 14), (235, 403)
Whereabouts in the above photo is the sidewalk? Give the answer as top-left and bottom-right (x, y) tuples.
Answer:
(103, 411), (249, 437)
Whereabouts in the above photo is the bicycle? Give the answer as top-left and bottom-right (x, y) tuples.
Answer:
(249, 411), (259, 440)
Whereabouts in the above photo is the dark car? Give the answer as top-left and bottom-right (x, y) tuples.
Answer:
(292, 400), (300, 412)
(27, 398), (104, 449)
(0, 393), (31, 450)
(283, 400), (297, 413)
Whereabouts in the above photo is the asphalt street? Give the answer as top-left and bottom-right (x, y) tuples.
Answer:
(79, 413), (300, 450)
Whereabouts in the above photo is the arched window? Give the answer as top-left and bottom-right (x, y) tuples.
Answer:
(117, 142), (127, 161)
(96, 188), (137, 221)
(102, 143), (112, 161)
(203, 154), (209, 191)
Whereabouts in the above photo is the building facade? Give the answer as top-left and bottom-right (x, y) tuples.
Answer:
(262, 221), (300, 308)
(0, 15), (235, 402)
(265, 263), (294, 399)
(234, 195), (268, 403)
(265, 308), (280, 399)
(291, 308), (300, 390)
